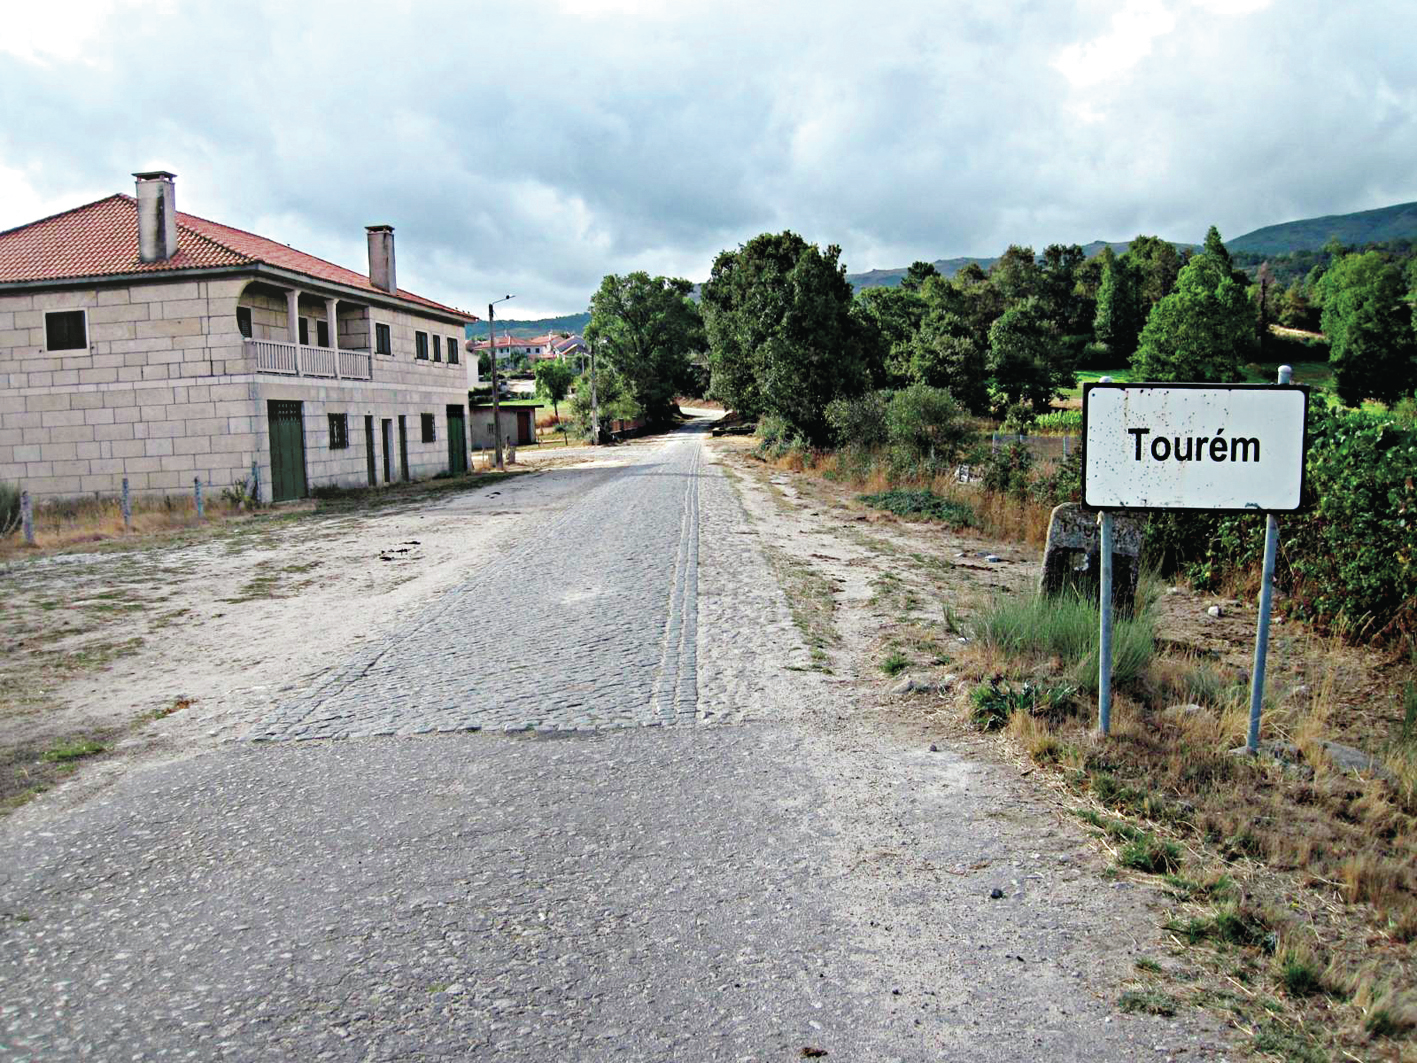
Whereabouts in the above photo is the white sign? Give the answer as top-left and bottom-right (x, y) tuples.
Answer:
(1082, 384), (1308, 512)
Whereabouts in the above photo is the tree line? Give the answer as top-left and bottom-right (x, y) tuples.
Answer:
(573, 225), (1417, 440)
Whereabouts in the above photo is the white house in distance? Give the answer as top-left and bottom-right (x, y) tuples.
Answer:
(0, 171), (478, 503)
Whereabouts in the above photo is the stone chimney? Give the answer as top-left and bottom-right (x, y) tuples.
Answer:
(133, 171), (179, 263)
(366, 225), (396, 293)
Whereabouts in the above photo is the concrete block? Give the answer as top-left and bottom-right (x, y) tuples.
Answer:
(147, 471), (183, 490)
(118, 367), (143, 382)
(148, 420), (183, 440)
(133, 281), (200, 303)
(90, 322), (136, 343)
(125, 455), (163, 473)
(97, 289), (131, 306)
(28, 393), (72, 412)
(145, 437), (174, 457)
(78, 367), (118, 385)
(52, 458), (91, 477)
(84, 407), (116, 426)
(50, 424), (95, 444)
(0, 294), (34, 312)
(114, 407), (143, 424)
(26, 372), (53, 387)
(89, 457), (127, 475)
(96, 423), (135, 443)
(12, 444), (41, 463)
(75, 441), (100, 460)
(103, 389), (139, 408)
(45, 410), (84, 428)
(111, 337), (173, 355)
(25, 461), (55, 478)
(140, 364), (172, 381)
(72, 392), (104, 410)
(173, 436), (213, 456)
(110, 439), (144, 458)
(161, 299), (209, 319)
(34, 290), (94, 311)
(51, 370), (79, 387)
(136, 318), (202, 339)
(160, 453), (195, 472)
(88, 303), (150, 324)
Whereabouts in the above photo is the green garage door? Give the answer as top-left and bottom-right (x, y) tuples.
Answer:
(267, 400), (308, 502)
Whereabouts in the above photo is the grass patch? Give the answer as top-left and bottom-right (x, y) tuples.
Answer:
(1119, 834), (1183, 874)
(1117, 988), (1179, 1016)
(760, 545), (838, 671)
(880, 651), (909, 677)
(971, 678), (1077, 731)
(41, 740), (107, 763)
(968, 591), (1155, 691)
(858, 489), (977, 526)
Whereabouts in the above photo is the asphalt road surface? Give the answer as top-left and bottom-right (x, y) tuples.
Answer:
(0, 424), (1229, 1061)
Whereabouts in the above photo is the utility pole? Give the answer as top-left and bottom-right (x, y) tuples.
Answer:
(589, 334), (601, 444)
(487, 295), (514, 470)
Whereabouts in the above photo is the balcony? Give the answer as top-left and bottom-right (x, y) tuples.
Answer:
(246, 338), (372, 381)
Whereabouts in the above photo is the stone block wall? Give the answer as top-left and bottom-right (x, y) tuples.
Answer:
(1, 274), (473, 501)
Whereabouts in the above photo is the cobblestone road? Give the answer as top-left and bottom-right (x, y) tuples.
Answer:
(0, 423), (1229, 1062)
(256, 426), (736, 739)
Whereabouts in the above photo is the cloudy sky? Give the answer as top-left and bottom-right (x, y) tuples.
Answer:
(2, 0), (1414, 317)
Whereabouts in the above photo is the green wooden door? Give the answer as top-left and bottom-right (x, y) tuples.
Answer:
(267, 400), (307, 502)
(446, 405), (468, 475)
(364, 415), (376, 487)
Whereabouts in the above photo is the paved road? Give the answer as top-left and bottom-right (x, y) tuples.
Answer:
(0, 424), (1228, 1061)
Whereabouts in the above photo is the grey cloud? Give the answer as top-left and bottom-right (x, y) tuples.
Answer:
(1, 0), (1415, 315)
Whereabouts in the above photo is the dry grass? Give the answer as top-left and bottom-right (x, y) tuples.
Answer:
(0, 492), (254, 557)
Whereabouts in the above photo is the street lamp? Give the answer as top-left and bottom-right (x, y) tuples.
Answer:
(486, 294), (514, 470)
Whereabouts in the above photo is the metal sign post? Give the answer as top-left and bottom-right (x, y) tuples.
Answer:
(1247, 365), (1292, 752)
(1083, 368), (1307, 742)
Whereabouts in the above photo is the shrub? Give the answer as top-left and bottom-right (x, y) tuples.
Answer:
(1119, 834), (1183, 874)
(0, 481), (20, 536)
(825, 390), (890, 450)
(970, 677), (1077, 731)
(1030, 450), (1082, 507)
(884, 384), (974, 476)
(980, 440), (1034, 499)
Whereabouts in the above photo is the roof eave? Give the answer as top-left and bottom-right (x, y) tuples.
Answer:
(0, 262), (478, 324)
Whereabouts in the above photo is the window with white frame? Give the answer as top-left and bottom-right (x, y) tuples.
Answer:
(45, 310), (87, 351)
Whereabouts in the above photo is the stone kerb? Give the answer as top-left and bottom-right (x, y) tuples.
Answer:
(1039, 502), (1145, 614)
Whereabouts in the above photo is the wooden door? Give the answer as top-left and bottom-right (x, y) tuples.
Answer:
(381, 419), (393, 483)
(446, 405), (468, 475)
(364, 415), (376, 487)
(267, 400), (307, 502)
(398, 415), (410, 481)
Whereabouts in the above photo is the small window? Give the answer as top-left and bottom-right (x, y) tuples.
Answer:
(329, 413), (349, 450)
(415, 331), (429, 360)
(317, 319), (330, 348)
(421, 412), (436, 443)
(448, 336), (459, 365)
(375, 322), (392, 355)
(299, 317), (310, 345)
(432, 335), (442, 363)
(236, 306), (253, 338)
(45, 310), (87, 351)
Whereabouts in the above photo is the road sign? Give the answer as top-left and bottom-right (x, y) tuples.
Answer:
(1082, 383), (1309, 512)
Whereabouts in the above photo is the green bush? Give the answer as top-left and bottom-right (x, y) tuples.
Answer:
(884, 384), (974, 476)
(980, 440), (1034, 499)
(825, 390), (890, 450)
(0, 481), (20, 536)
(1030, 450), (1082, 507)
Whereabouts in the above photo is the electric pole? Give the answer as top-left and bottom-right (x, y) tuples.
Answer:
(487, 295), (514, 470)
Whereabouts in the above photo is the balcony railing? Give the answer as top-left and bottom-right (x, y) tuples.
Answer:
(245, 338), (372, 381)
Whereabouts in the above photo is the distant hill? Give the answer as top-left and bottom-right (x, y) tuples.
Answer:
(1227, 202), (1417, 255)
(845, 241), (1154, 291)
(466, 311), (590, 339)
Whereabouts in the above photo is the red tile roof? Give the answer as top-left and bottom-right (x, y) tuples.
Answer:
(0, 194), (475, 320)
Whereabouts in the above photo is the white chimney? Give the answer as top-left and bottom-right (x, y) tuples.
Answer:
(133, 171), (178, 263)
(366, 225), (396, 292)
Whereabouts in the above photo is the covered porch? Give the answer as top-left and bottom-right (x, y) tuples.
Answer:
(237, 281), (375, 381)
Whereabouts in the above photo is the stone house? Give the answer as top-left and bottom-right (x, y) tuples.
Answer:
(0, 171), (479, 503)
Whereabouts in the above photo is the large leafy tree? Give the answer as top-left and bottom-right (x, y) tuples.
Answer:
(1092, 246), (1145, 361)
(1125, 234), (1185, 308)
(1130, 229), (1255, 382)
(854, 284), (925, 388)
(908, 309), (990, 413)
(1320, 251), (1417, 406)
(701, 231), (871, 443)
(586, 272), (703, 425)
(987, 299), (1075, 412)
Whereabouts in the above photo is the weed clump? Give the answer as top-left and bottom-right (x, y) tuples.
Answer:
(858, 490), (976, 526)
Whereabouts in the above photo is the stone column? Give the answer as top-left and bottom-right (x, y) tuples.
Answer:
(286, 289), (301, 344)
(326, 297), (340, 378)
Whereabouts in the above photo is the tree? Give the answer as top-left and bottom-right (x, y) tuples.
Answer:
(1130, 233), (1255, 382)
(533, 359), (574, 422)
(1320, 251), (1417, 406)
(901, 260), (941, 292)
(1124, 234), (1184, 308)
(987, 300), (1074, 412)
(1092, 246), (1144, 361)
(586, 272), (703, 426)
(701, 231), (872, 444)
(908, 310), (989, 413)
(855, 284), (925, 388)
